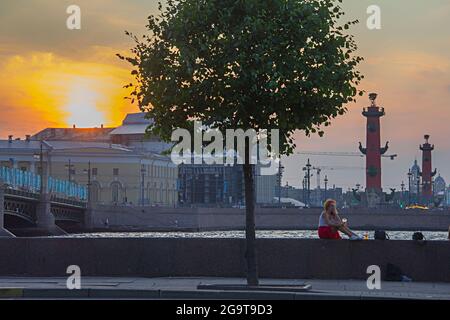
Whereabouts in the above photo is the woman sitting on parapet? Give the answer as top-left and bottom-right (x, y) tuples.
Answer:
(318, 199), (362, 240)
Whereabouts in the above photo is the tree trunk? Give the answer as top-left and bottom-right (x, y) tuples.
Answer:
(244, 141), (259, 286)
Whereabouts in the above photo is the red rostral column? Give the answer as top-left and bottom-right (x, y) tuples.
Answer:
(420, 135), (436, 203)
(359, 93), (389, 192)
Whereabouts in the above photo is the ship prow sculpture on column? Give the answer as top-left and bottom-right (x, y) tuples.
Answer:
(419, 134), (437, 206)
(357, 93), (394, 208)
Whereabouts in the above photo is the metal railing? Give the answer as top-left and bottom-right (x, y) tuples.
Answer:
(0, 166), (41, 192)
(0, 166), (87, 201)
(48, 176), (87, 201)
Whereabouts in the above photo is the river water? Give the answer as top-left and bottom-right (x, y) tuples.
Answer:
(62, 230), (449, 241)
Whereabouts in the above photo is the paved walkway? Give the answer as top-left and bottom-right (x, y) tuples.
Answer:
(0, 277), (449, 299)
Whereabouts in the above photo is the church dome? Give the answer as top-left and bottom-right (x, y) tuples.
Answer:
(435, 174), (445, 184)
(411, 159), (420, 173)
(434, 174), (446, 193)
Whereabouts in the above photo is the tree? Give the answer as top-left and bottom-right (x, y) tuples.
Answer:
(119, 0), (363, 286)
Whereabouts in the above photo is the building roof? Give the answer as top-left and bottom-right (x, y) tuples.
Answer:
(0, 140), (43, 151)
(109, 124), (150, 136)
(122, 112), (154, 125)
(45, 141), (133, 152)
(31, 127), (114, 142)
(109, 113), (153, 136)
(0, 140), (133, 153)
(0, 139), (174, 166)
(25, 113), (154, 140)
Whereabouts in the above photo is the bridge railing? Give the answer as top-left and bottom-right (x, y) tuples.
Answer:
(0, 166), (87, 201)
(48, 177), (87, 201)
(0, 166), (41, 192)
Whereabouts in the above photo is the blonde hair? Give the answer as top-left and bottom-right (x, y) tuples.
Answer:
(324, 199), (337, 213)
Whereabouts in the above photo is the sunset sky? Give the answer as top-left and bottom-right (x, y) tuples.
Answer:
(0, 0), (449, 189)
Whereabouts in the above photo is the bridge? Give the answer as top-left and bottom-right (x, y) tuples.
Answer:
(0, 166), (89, 237)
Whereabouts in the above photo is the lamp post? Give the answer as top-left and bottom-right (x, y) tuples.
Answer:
(278, 162), (284, 205)
(192, 168), (197, 205)
(140, 165), (146, 206)
(83, 162), (91, 204)
(407, 169), (412, 206)
(223, 165), (227, 205)
(302, 174), (306, 205)
(65, 159), (74, 182)
(401, 181), (405, 207)
(33, 144), (45, 193)
(302, 159), (312, 207)
(324, 175), (329, 200)
(417, 174), (421, 205)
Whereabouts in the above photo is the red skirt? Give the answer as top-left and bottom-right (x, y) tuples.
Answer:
(318, 226), (342, 240)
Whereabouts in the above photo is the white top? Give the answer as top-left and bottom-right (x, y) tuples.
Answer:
(319, 212), (328, 227)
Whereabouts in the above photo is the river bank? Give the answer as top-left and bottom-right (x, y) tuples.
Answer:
(1, 237), (449, 282)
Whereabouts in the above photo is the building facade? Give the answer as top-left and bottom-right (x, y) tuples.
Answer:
(178, 161), (280, 207)
(0, 139), (178, 206)
(256, 173), (278, 205)
(2, 113), (179, 207)
(178, 164), (245, 206)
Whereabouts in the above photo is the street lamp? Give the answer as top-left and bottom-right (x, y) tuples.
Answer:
(407, 169), (412, 205)
(278, 162), (284, 205)
(83, 161), (91, 204)
(140, 165), (147, 206)
(302, 159), (312, 207)
(33, 143), (45, 194)
(302, 174), (306, 204)
(65, 159), (75, 182)
(417, 174), (421, 205)
(401, 181), (405, 207)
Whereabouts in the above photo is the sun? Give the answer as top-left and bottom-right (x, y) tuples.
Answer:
(65, 77), (106, 128)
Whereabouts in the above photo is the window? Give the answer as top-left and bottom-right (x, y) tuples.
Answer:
(91, 182), (100, 203)
(113, 168), (119, 176)
(112, 183), (120, 203)
(1, 161), (10, 168)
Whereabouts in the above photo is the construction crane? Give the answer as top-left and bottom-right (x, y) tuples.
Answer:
(296, 151), (398, 160)
(313, 165), (365, 170)
(312, 166), (365, 190)
(291, 165), (365, 185)
(297, 163), (365, 207)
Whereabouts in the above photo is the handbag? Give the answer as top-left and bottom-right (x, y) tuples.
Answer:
(374, 230), (389, 240)
(412, 232), (425, 241)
